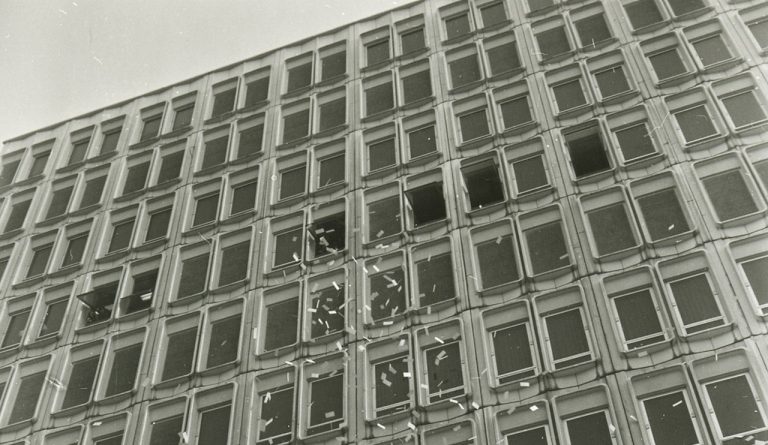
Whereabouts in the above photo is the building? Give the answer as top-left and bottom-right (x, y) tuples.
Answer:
(0, 0), (768, 443)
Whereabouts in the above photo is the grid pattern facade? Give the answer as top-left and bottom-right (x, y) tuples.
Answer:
(1, 0), (768, 443)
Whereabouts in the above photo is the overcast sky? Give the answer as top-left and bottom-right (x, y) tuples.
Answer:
(0, 0), (414, 143)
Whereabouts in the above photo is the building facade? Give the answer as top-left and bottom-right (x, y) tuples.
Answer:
(1, 0), (768, 443)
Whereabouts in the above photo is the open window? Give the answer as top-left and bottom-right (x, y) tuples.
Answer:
(482, 301), (538, 385)
(416, 320), (466, 405)
(534, 286), (594, 370)
(77, 268), (121, 328)
(519, 205), (571, 277)
(410, 238), (457, 308)
(460, 155), (505, 211)
(579, 187), (640, 259)
(405, 171), (447, 229)
(562, 122), (612, 179)
(117, 256), (160, 317)
(307, 199), (346, 259)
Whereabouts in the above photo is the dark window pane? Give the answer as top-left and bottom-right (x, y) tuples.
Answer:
(553, 80), (586, 112)
(2, 310), (30, 347)
(625, 0), (663, 29)
(546, 309), (590, 364)
(5, 200), (31, 232)
(95, 433), (123, 445)
(565, 127), (611, 177)
(100, 130), (121, 155)
(416, 253), (455, 306)
(319, 154), (345, 188)
(401, 28), (425, 54)
(402, 70), (432, 104)
(212, 89), (236, 117)
(282, 109), (310, 143)
(193, 193), (219, 227)
(370, 268), (406, 321)
(260, 386), (293, 441)
(199, 404), (231, 445)
(493, 324), (533, 377)
(80, 175), (107, 208)
(669, 274), (723, 332)
(449, 54), (481, 88)
(0, 160), (19, 186)
(29, 152), (50, 177)
(206, 315), (240, 368)
(524, 221), (569, 274)
(108, 219), (135, 253)
(69, 139), (89, 165)
(237, 125), (264, 158)
(46, 186), (73, 219)
(722, 92), (767, 128)
(594, 66), (630, 98)
(140, 116), (161, 141)
(693, 35), (731, 67)
(279, 166), (306, 200)
(702, 170), (758, 221)
(481, 3), (507, 27)
(477, 235), (519, 288)
(425, 342), (463, 401)
(273, 228), (302, 267)
(500, 96), (532, 128)
(82, 283), (117, 326)
(644, 392), (699, 445)
(368, 197), (401, 240)
(322, 52), (346, 81)
(311, 213), (345, 256)
(105, 343), (142, 396)
(218, 241), (249, 286)
(62, 234), (88, 267)
(177, 253), (209, 299)
(309, 374), (343, 431)
(27, 244), (53, 278)
(487, 42), (520, 75)
(649, 49), (687, 81)
(38, 300), (68, 337)
(123, 162), (150, 194)
(636, 189), (690, 240)
(62, 356), (99, 408)
(245, 77), (269, 107)
(506, 426), (548, 445)
(614, 290), (664, 348)
(407, 183), (446, 227)
(202, 136), (229, 169)
(575, 14), (612, 48)
(145, 208), (172, 242)
(668, 0), (706, 16)
(567, 412), (613, 445)
(287, 63), (312, 92)
(366, 82), (394, 116)
(319, 97), (346, 131)
(149, 415), (183, 445)
(158, 151), (184, 183)
(375, 357), (409, 415)
(8, 371), (46, 423)
(367, 40), (390, 66)
(459, 109), (490, 141)
(368, 138), (397, 171)
(464, 163), (504, 209)
(445, 14), (471, 39)
(749, 20), (768, 49)
(264, 298), (298, 351)
(310, 286), (344, 338)
(536, 27), (571, 58)
(706, 375), (765, 437)
(162, 327), (197, 380)
(231, 181), (258, 215)
(408, 125), (437, 158)
(513, 156), (548, 193)
(587, 203), (637, 255)
(615, 123), (655, 161)
(172, 106), (193, 130)
(742, 257), (768, 307)
(528, 0), (554, 12)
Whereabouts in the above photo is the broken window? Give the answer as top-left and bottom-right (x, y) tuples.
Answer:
(407, 183), (446, 227)
(425, 342), (464, 403)
(564, 125), (611, 178)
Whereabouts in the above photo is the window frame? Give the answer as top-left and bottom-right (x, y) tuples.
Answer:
(253, 367), (297, 444)
(409, 237), (458, 311)
(224, 166), (260, 220)
(416, 320), (467, 406)
(301, 355), (347, 438)
(0, 294), (35, 351)
(452, 94), (493, 146)
(209, 78), (238, 120)
(56, 339), (104, 412)
(186, 178), (222, 232)
(199, 300), (243, 373)
(518, 205), (573, 278)
(95, 327), (146, 402)
(578, 186), (642, 260)
(258, 283), (301, 356)
(534, 286), (595, 371)
(211, 229), (252, 291)
(0, 355), (51, 427)
(482, 301), (538, 386)
(102, 205), (139, 257)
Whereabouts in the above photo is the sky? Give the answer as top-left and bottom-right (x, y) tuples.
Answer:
(0, 0), (415, 143)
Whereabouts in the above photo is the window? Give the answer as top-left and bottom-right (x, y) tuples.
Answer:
(746, 12), (768, 50)
(256, 373), (295, 444)
(366, 252), (407, 322)
(195, 387), (233, 444)
(631, 174), (692, 242)
(307, 271), (345, 339)
(424, 421), (476, 445)
(712, 75), (768, 131)
(698, 164), (761, 223)
(505, 427), (550, 445)
(642, 391), (700, 445)
(471, 220), (520, 290)
(406, 181), (447, 228)
(485, 34), (521, 76)
(156, 147), (184, 184)
(244, 70), (270, 107)
(160, 314), (199, 381)
(28, 146), (52, 178)
(122, 157), (150, 195)
(705, 374), (766, 438)
(623, 0), (664, 30)
(229, 177), (258, 216)
(572, 9), (612, 49)
(611, 118), (657, 163)
(365, 74), (394, 116)
(144, 206), (172, 243)
(483, 302), (536, 384)
(69, 135), (91, 165)
(548, 65), (589, 115)
(411, 239), (456, 307)
(458, 108), (491, 143)
(534, 20), (571, 59)
(732, 234), (768, 315)
(45, 180), (75, 220)
(176, 244), (210, 301)
(479, 2), (507, 28)
(4, 192), (33, 233)
(400, 63), (432, 105)
(107, 215), (136, 254)
(119, 260), (158, 316)
(191, 186), (220, 229)
(308, 201), (346, 258)
(321, 48), (346, 81)
(103, 330), (144, 397)
(418, 322), (465, 403)
(495, 81), (534, 131)
(691, 34), (731, 68)
(317, 90), (346, 131)
(38, 296), (69, 339)
(26, 242), (53, 279)
(367, 337), (411, 417)
(278, 164), (307, 201)
(592, 64), (631, 100)
(140, 113), (162, 141)
(0, 155), (20, 187)
(317, 153), (345, 189)
(520, 206), (571, 276)
(306, 370), (344, 435)
(461, 158), (505, 210)
(445, 12), (471, 40)
(201, 129), (230, 170)
(563, 124), (611, 178)
(368, 137), (397, 172)
(61, 342), (102, 409)
(286, 59), (312, 93)
(527, 0), (554, 13)
(211, 83), (237, 118)
(367, 39), (391, 66)
(237, 119), (264, 159)
(447, 46), (482, 89)
(507, 140), (551, 196)
(77, 277), (119, 327)
(270, 214), (304, 269)
(6, 358), (49, 425)
(171, 94), (195, 130)
(604, 267), (667, 350)
(99, 127), (122, 156)
(60, 226), (90, 268)
(2, 304), (31, 348)
(537, 288), (593, 369)
(659, 253), (725, 335)
(565, 411), (614, 445)
(216, 232), (250, 287)
(401, 27), (425, 54)
(579, 188), (639, 257)
(79, 170), (108, 209)
(366, 187), (402, 243)
(281, 101), (310, 144)
(204, 302), (241, 369)
(261, 285), (300, 352)
(147, 406), (184, 445)
(406, 123), (437, 159)
(667, 0), (707, 17)
(644, 35), (690, 82)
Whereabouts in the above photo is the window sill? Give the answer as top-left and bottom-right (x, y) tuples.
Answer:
(204, 110), (237, 126)
(14, 174), (44, 188)
(48, 263), (82, 279)
(97, 248), (131, 264)
(400, 96), (434, 112)
(277, 135), (311, 151)
(622, 337), (673, 358)
(466, 200), (506, 216)
(731, 119), (768, 137)
(441, 31), (475, 47)
(193, 163), (227, 178)
(282, 86), (312, 101)
(365, 311), (408, 329)
(147, 177), (182, 193)
(420, 391), (468, 411)
(362, 108), (396, 124)
(135, 237), (168, 252)
(683, 133), (726, 152)
(409, 218), (450, 236)
(117, 307), (152, 322)
(305, 248), (347, 267)
(630, 21), (670, 36)
(0, 418), (35, 434)
(312, 181), (347, 197)
(169, 291), (207, 307)
(646, 227), (697, 248)
(0, 228), (23, 241)
(578, 37), (618, 54)
(555, 103), (594, 121)
(680, 320), (733, 340)
(199, 359), (240, 377)
(620, 152), (665, 171)
(129, 136), (160, 151)
(0, 345), (21, 360)
(528, 263), (574, 281)
(600, 89), (640, 106)
(12, 274), (45, 289)
(501, 121), (537, 137)
(699, 57), (743, 74)
(211, 278), (249, 295)
(0, 184), (13, 195)
(36, 213), (68, 228)
(255, 342), (300, 359)
(114, 188), (148, 203)
(183, 222), (218, 238)
(25, 334), (59, 350)
(238, 100), (270, 114)
(457, 134), (494, 151)
(52, 403), (89, 418)
(363, 232), (404, 250)
(161, 126), (192, 141)
(477, 20), (513, 34)
(526, 4), (559, 18)
(362, 59), (394, 74)
(715, 208), (767, 229)
(265, 262), (302, 279)
(572, 167), (614, 184)
(56, 161), (86, 174)
(229, 150), (264, 167)
(671, 6), (713, 22)
(95, 390), (134, 406)
(70, 203), (102, 218)
(221, 210), (256, 225)
(306, 330), (345, 346)
(655, 72), (696, 89)
(271, 193), (307, 209)
(364, 164), (399, 181)
(539, 50), (575, 65)
(316, 74), (348, 88)
(448, 79), (485, 95)
(549, 356), (597, 377)
(314, 124), (348, 139)
(592, 243), (643, 263)
(154, 373), (194, 389)
(75, 319), (112, 335)
(413, 296), (458, 315)
(405, 151), (441, 168)
(396, 47), (430, 63)
(301, 422), (347, 442)
(367, 404), (412, 424)
(87, 150), (118, 165)
(487, 67), (525, 83)
(477, 278), (523, 297)
(514, 185), (555, 203)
